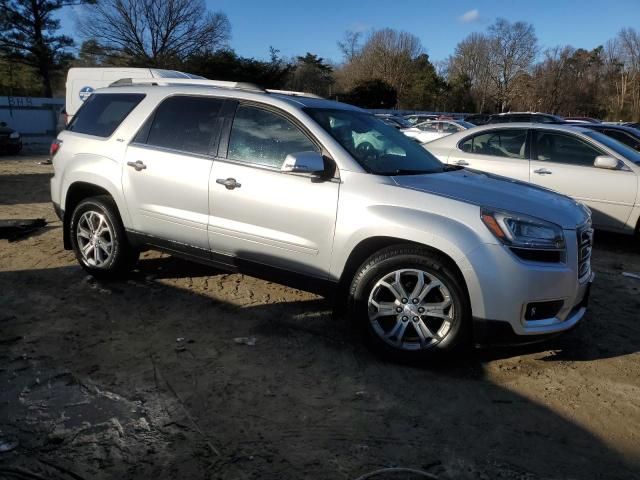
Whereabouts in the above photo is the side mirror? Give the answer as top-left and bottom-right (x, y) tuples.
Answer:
(593, 155), (620, 170)
(281, 151), (325, 175)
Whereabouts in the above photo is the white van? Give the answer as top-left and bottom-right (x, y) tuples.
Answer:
(65, 68), (204, 122)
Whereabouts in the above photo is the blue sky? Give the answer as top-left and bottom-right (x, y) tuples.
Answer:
(61, 1), (640, 63)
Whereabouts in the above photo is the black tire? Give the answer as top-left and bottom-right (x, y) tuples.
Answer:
(348, 245), (471, 360)
(70, 195), (138, 279)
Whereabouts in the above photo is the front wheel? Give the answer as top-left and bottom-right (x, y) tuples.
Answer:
(348, 245), (471, 359)
(70, 195), (138, 279)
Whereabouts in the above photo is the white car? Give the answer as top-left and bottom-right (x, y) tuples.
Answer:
(404, 120), (474, 144)
(426, 123), (640, 235)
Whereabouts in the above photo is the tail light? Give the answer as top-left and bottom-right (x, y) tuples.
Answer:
(50, 139), (62, 158)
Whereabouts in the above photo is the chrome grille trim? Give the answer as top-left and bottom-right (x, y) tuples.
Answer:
(577, 222), (593, 283)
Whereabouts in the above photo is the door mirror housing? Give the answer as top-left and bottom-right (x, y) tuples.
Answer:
(593, 155), (621, 170)
(281, 151), (325, 174)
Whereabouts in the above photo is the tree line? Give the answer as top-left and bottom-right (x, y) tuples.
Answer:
(1, 0), (640, 120)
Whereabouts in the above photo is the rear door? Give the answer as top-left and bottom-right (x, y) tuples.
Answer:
(447, 128), (531, 182)
(529, 129), (637, 230)
(123, 95), (225, 250)
(208, 103), (340, 277)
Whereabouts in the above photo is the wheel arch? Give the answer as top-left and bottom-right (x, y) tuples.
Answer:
(62, 182), (119, 249)
(337, 236), (471, 306)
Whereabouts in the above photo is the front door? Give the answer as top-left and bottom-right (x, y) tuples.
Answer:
(529, 130), (637, 230)
(122, 95), (225, 250)
(208, 104), (340, 278)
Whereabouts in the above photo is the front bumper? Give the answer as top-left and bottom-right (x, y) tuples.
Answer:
(473, 274), (592, 346)
(458, 229), (592, 344)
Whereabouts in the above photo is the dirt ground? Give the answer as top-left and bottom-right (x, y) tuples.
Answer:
(1, 155), (639, 480)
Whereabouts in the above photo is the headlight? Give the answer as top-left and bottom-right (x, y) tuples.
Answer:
(9, 131), (20, 139)
(481, 207), (565, 251)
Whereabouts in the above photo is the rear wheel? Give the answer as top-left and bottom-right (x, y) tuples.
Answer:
(349, 245), (470, 359)
(70, 195), (138, 279)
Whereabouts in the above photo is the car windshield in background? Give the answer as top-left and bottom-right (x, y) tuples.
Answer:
(583, 130), (640, 164)
(306, 108), (444, 175)
(456, 120), (475, 129)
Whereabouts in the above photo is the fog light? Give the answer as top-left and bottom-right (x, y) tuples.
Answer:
(525, 300), (564, 320)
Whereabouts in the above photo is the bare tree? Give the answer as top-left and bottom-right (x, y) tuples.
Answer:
(337, 30), (362, 62)
(447, 32), (494, 111)
(79, 0), (230, 67)
(339, 28), (423, 105)
(487, 18), (538, 112)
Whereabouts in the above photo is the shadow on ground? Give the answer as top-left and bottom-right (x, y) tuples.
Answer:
(1, 255), (639, 480)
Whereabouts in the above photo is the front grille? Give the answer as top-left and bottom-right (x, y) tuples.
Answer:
(577, 223), (593, 283)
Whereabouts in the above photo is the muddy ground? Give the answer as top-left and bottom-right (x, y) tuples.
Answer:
(0, 155), (639, 480)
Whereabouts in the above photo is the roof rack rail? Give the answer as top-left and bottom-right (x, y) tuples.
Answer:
(108, 78), (323, 99)
(265, 89), (323, 99)
(109, 78), (265, 92)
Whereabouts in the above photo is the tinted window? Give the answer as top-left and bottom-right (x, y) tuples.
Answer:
(583, 130), (640, 164)
(306, 108), (443, 175)
(143, 96), (224, 155)
(511, 114), (531, 122)
(603, 129), (640, 150)
(461, 129), (527, 159)
(535, 131), (602, 166)
(67, 93), (144, 137)
(227, 105), (317, 168)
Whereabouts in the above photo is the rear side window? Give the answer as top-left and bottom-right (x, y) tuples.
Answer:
(460, 129), (527, 159)
(140, 96), (225, 156)
(67, 93), (145, 137)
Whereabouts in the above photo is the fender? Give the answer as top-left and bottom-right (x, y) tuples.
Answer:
(61, 153), (131, 228)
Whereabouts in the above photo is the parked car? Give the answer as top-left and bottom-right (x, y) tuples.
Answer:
(404, 114), (439, 125)
(488, 112), (564, 124)
(51, 79), (592, 358)
(464, 113), (492, 126)
(564, 116), (601, 123)
(403, 120), (475, 144)
(374, 114), (414, 129)
(573, 123), (640, 152)
(426, 123), (640, 235)
(0, 122), (22, 154)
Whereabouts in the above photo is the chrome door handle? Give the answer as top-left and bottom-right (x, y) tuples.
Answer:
(216, 177), (241, 190)
(127, 160), (147, 171)
(454, 160), (469, 166)
(534, 168), (552, 175)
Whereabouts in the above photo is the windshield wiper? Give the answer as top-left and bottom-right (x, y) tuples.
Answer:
(380, 168), (441, 175)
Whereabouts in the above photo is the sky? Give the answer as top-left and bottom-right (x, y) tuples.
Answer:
(60, 0), (640, 64)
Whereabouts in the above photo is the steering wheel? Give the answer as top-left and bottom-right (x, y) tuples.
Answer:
(356, 142), (379, 162)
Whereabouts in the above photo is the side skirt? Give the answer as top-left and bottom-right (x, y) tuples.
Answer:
(126, 230), (338, 298)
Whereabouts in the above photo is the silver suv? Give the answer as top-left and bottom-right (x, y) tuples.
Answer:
(50, 79), (593, 358)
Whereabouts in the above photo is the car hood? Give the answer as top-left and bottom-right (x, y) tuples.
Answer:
(392, 168), (589, 229)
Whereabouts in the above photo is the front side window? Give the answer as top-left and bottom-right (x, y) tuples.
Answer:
(535, 131), (602, 166)
(227, 105), (317, 168)
(306, 108), (443, 175)
(460, 129), (527, 159)
(141, 96), (225, 156)
(67, 93), (145, 138)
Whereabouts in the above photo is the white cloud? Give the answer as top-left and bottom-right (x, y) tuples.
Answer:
(458, 9), (480, 23)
